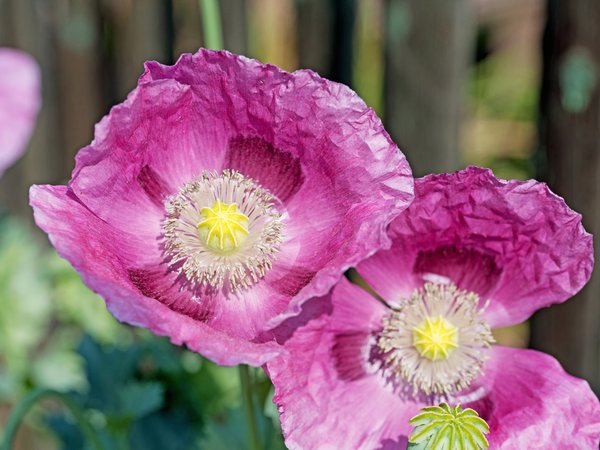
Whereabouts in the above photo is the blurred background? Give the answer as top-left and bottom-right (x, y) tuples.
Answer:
(0, 0), (599, 448)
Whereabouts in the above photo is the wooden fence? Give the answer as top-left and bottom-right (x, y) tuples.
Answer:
(1, 0), (599, 393)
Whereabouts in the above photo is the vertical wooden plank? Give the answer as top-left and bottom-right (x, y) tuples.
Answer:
(102, 0), (173, 99)
(172, 0), (203, 56)
(221, 0), (249, 54)
(54, 0), (106, 172)
(330, 0), (357, 86)
(0, 0), (15, 41)
(295, 0), (357, 86)
(531, 0), (600, 391)
(248, 0), (297, 71)
(296, 0), (333, 76)
(383, 0), (474, 176)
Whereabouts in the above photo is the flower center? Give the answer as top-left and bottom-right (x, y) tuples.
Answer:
(408, 403), (489, 449)
(377, 283), (493, 395)
(412, 315), (459, 361)
(162, 170), (284, 290)
(197, 200), (249, 253)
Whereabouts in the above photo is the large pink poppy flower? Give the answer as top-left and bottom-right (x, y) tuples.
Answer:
(0, 48), (40, 177)
(267, 167), (600, 449)
(29, 49), (413, 366)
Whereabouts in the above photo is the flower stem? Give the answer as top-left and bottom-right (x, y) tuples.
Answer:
(199, 0), (223, 50)
(239, 365), (261, 450)
(0, 388), (105, 450)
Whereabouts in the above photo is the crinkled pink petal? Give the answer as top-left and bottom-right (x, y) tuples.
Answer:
(268, 279), (600, 449)
(268, 279), (423, 450)
(31, 49), (413, 365)
(30, 184), (283, 366)
(467, 346), (600, 449)
(0, 48), (40, 176)
(357, 167), (593, 327)
(140, 51), (414, 327)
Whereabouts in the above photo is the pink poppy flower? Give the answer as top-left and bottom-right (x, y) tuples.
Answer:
(267, 167), (600, 449)
(29, 49), (413, 366)
(0, 48), (40, 176)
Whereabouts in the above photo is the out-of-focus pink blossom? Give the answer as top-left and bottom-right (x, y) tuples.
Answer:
(0, 48), (40, 177)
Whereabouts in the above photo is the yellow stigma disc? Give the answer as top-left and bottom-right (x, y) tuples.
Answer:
(197, 200), (249, 253)
(412, 315), (459, 361)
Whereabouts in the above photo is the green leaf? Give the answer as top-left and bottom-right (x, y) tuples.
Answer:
(130, 411), (200, 450)
(181, 360), (240, 418)
(199, 407), (285, 450)
(118, 382), (165, 419)
(78, 336), (139, 413)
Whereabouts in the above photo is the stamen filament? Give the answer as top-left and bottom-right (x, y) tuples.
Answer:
(163, 170), (283, 290)
(377, 283), (493, 395)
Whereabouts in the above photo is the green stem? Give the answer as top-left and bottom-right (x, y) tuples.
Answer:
(239, 365), (261, 450)
(1, 388), (105, 450)
(115, 429), (130, 450)
(199, 0), (223, 50)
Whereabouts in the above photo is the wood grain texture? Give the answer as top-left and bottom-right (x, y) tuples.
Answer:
(383, 0), (474, 176)
(532, 0), (600, 391)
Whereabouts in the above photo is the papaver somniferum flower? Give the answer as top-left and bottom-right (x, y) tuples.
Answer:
(0, 48), (40, 177)
(267, 167), (600, 449)
(29, 49), (414, 366)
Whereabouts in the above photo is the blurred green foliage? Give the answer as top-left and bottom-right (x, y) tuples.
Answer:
(0, 217), (284, 449)
(470, 54), (539, 122)
(466, 49), (538, 181)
